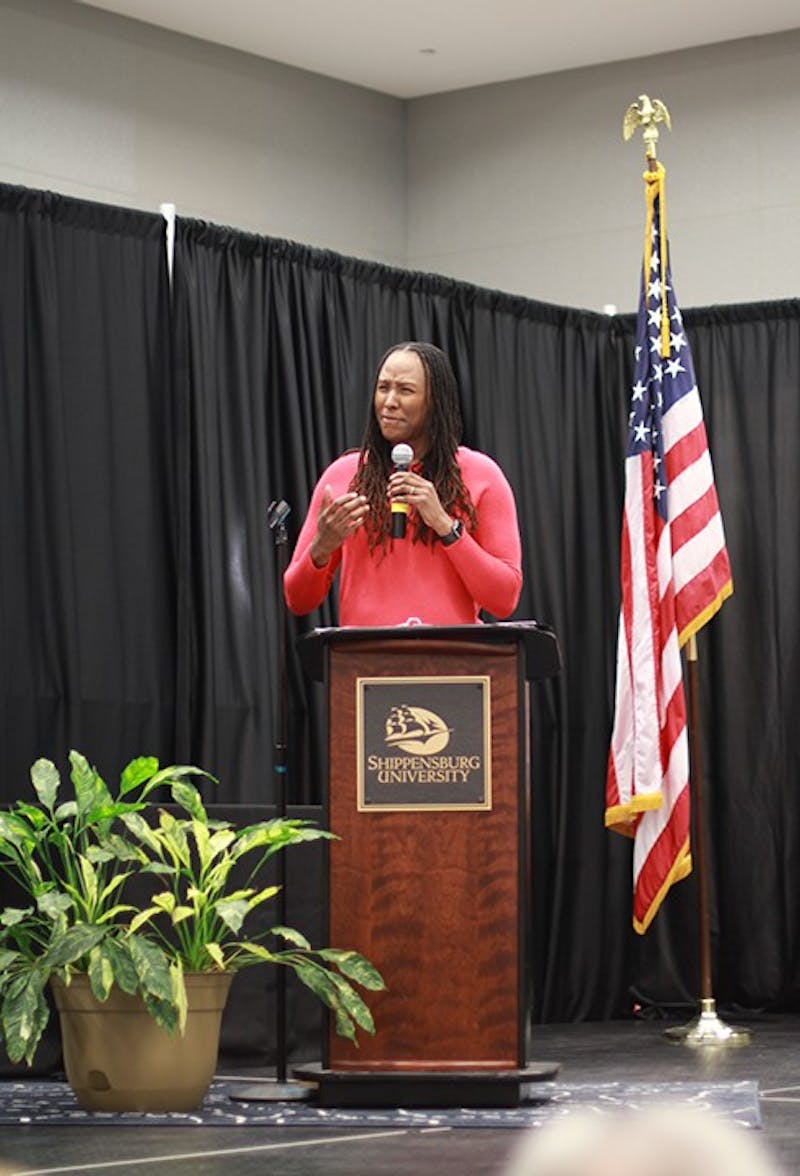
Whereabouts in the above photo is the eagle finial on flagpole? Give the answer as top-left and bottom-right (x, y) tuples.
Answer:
(622, 94), (672, 159)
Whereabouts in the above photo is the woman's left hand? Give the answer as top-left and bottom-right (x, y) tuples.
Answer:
(387, 471), (452, 536)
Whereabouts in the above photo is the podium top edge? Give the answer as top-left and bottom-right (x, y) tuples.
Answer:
(296, 621), (561, 683)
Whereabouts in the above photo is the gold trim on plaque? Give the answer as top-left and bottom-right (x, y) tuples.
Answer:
(356, 675), (492, 812)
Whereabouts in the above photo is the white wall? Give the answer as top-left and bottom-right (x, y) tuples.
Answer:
(1, 1), (799, 312)
(407, 32), (800, 312)
(0, 0), (407, 266)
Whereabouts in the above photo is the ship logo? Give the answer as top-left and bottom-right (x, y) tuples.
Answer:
(384, 705), (451, 755)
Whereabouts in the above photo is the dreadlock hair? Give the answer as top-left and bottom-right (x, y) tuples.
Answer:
(350, 342), (478, 552)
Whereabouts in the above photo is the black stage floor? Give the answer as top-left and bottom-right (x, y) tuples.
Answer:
(0, 1013), (796, 1175)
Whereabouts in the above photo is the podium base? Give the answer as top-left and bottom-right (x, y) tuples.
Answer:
(293, 1062), (560, 1108)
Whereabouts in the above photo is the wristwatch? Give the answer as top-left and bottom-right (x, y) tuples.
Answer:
(440, 518), (463, 547)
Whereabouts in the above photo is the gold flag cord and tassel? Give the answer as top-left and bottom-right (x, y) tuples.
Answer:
(643, 163), (671, 360)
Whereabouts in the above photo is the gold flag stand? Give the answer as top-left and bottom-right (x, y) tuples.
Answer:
(623, 98), (751, 1049)
(663, 635), (750, 1047)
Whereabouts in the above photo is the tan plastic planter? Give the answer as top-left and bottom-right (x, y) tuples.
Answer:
(51, 972), (233, 1113)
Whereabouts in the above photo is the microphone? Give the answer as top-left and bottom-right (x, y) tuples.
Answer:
(390, 443), (414, 539)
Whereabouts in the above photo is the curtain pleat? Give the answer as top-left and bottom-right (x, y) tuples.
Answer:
(0, 183), (176, 786)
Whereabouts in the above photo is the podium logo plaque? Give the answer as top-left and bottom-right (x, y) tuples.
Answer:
(356, 676), (491, 811)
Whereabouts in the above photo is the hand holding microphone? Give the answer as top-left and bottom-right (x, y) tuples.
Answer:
(388, 445), (453, 542)
(389, 443), (414, 539)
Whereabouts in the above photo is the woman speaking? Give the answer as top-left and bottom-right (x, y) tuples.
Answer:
(284, 341), (522, 626)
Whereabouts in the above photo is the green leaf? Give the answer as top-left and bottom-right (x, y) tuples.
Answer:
(0, 812), (37, 856)
(204, 943), (226, 969)
(1, 973), (50, 1064)
(128, 906), (160, 934)
(170, 961), (188, 1034)
(291, 960), (377, 1039)
(205, 857), (235, 892)
(316, 950), (386, 991)
(323, 969), (376, 1034)
(102, 939), (139, 995)
(156, 812), (191, 867)
(77, 855), (99, 910)
(214, 898), (250, 935)
(170, 906), (195, 926)
(97, 872), (130, 905)
(119, 756), (159, 797)
(100, 833), (145, 864)
(119, 811), (161, 854)
(127, 933), (173, 1003)
(192, 821), (212, 870)
(270, 925), (311, 950)
(37, 891), (74, 920)
(87, 945), (115, 1001)
(291, 962), (358, 1043)
(139, 862), (175, 877)
(42, 924), (107, 968)
(149, 891), (177, 914)
(142, 990), (179, 1035)
(292, 959), (339, 1008)
(242, 885), (280, 910)
(84, 801), (145, 827)
(332, 1003), (357, 1044)
(13, 802), (50, 829)
(30, 758), (60, 810)
(1, 908), (33, 928)
(170, 780), (207, 822)
(186, 886), (207, 910)
(207, 828), (237, 860)
(0, 946), (20, 972)
(69, 751), (106, 819)
(211, 887), (255, 905)
(231, 822), (306, 857)
(84, 846), (115, 865)
(227, 943), (276, 966)
(139, 764), (216, 804)
(97, 903), (138, 925)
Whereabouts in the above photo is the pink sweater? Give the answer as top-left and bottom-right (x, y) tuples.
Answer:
(284, 447), (522, 626)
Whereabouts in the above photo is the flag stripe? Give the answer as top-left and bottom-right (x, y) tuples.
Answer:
(670, 481), (720, 552)
(630, 458), (662, 806)
(664, 417), (709, 483)
(633, 732), (690, 873)
(673, 512), (727, 593)
(675, 550), (734, 643)
(668, 443), (715, 520)
(661, 384), (703, 448)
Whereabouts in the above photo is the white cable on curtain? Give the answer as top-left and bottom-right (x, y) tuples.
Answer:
(160, 202), (176, 286)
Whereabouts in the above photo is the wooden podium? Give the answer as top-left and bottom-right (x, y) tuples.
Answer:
(294, 621), (561, 1106)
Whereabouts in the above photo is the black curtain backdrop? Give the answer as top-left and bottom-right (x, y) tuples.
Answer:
(2, 184), (800, 1026)
(0, 184), (176, 787)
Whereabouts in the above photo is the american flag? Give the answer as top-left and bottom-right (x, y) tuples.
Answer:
(605, 163), (733, 933)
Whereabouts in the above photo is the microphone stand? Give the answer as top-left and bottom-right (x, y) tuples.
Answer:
(229, 500), (311, 1103)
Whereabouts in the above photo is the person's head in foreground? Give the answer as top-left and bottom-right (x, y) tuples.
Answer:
(502, 1106), (782, 1176)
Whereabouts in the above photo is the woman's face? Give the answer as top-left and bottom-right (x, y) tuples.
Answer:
(373, 349), (430, 459)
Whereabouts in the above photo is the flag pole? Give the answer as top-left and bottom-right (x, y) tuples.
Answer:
(622, 95), (750, 1046)
(663, 633), (751, 1046)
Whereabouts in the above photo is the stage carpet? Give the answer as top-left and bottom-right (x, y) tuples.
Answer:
(0, 1078), (761, 1129)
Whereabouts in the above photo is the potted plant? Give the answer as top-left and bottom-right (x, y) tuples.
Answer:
(0, 750), (384, 1111)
